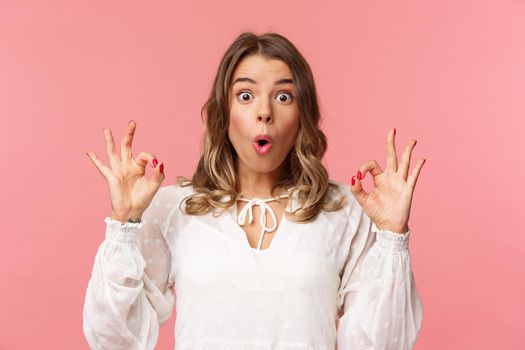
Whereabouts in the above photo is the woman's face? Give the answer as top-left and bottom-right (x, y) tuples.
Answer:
(228, 54), (300, 176)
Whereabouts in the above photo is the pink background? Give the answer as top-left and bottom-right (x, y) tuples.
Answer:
(1, 0), (524, 349)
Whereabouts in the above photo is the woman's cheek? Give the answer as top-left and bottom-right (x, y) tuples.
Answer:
(230, 108), (252, 131)
(229, 111), (241, 129)
(282, 115), (298, 131)
(228, 110), (250, 146)
(281, 115), (299, 137)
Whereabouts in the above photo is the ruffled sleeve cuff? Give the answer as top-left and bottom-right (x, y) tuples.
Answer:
(104, 217), (143, 243)
(372, 221), (410, 252)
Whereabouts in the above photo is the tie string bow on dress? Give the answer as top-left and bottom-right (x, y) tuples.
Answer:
(236, 193), (290, 250)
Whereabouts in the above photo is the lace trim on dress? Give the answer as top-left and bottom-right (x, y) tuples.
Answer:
(104, 217), (143, 243)
(372, 221), (411, 251)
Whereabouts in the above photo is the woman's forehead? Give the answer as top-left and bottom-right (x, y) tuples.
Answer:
(232, 55), (292, 81)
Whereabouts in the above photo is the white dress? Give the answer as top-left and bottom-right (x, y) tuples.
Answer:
(83, 180), (423, 350)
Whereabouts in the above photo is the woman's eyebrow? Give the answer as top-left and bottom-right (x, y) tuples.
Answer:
(232, 77), (294, 86)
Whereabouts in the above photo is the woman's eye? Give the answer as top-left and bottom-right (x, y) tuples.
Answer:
(237, 92), (253, 102)
(277, 92), (294, 103)
(236, 91), (294, 103)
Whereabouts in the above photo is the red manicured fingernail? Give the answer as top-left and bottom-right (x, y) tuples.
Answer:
(357, 171), (362, 180)
(159, 163), (164, 173)
(152, 159), (158, 167)
(351, 176), (356, 186)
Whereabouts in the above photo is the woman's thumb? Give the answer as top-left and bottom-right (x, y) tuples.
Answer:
(350, 174), (367, 204)
(148, 161), (165, 191)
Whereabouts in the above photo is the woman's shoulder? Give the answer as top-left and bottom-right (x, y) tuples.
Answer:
(328, 178), (349, 191)
(322, 178), (362, 221)
(158, 181), (195, 195)
(327, 179), (354, 203)
(157, 182), (195, 202)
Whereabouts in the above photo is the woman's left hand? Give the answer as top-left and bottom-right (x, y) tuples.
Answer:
(350, 128), (426, 235)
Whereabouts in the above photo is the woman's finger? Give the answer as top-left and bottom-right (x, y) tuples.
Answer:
(385, 128), (398, 173)
(398, 138), (417, 181)
(350, 170), (369, 208)
(351, 159), (382, 206)
(133, 150), (165, 192)
(407, 158), (426, 189)
(104, 128), (121, 168)
(86, 150), (112, 180)
(147, 161), (165, 193)
(350, 173), (369, 205)
(357, 159), (383, 180)
(134, 151), (158, 170)
(121, 120), (136, 160)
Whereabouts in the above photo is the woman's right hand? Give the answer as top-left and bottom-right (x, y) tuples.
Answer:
(86, 120), (165, 224)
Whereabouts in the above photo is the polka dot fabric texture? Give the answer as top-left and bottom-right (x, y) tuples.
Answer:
(82, 181), (423, 349)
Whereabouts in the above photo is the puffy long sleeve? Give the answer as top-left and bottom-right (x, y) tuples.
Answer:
(336, 187), (423, 350)
(83, 187), (176, 350)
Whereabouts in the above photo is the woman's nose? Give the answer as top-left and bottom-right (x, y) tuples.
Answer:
(256, 97), (273, 123)
(257, 114), (273, 123)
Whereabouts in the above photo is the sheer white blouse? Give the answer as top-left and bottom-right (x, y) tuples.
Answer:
(82, 180), (423, 350)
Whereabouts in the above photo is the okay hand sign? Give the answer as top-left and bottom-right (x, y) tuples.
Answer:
(350, 128), (426, 234)
(86, 120), (166, 224)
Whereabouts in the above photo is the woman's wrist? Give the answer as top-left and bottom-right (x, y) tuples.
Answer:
(126, 217), (142, 224)
(110, 212), (142, 225)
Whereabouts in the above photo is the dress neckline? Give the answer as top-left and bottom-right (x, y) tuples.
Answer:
(234, 191), (291, 252)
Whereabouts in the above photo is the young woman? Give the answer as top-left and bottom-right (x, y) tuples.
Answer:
(83, 32), (425, 350)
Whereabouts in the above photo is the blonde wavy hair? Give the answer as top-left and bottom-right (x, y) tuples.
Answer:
(173, 31), (346, 223)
